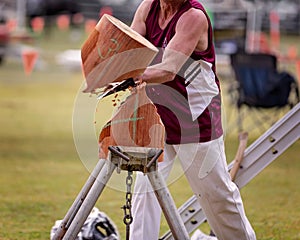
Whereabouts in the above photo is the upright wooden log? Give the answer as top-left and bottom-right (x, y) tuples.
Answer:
(98, 87), (165, 161)
(81, 14), (158, 93)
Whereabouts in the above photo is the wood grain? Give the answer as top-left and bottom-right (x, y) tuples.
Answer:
(230, 132), (248, 181)
(81, 14), (158, 93)
(98, 88), (165, 161)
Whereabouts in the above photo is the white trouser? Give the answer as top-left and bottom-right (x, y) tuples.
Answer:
(129, 136), (256, 240)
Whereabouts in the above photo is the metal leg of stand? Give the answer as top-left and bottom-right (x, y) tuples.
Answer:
(55, 146), (189, 240)
(53, 158), (106, 240)
(147, 171), (190, 240)
(109, 146), (189, 240)
(62, 160), (116, 240)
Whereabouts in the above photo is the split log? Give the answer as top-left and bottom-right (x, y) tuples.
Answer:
(98, 87), (165, 161)
(81, 14), (158, 93)
(81, 14), (164, 160)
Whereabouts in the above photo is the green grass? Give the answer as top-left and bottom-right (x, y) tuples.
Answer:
(0, 28), (299, 239)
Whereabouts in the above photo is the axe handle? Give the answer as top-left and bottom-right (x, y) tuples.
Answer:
(230, 132), (248, 181)
(209, 132), (249, 237)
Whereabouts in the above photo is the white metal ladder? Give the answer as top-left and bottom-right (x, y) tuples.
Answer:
(160, 103), (300, 240)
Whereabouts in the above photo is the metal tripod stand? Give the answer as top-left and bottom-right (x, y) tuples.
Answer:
(53, 146), (189, 240)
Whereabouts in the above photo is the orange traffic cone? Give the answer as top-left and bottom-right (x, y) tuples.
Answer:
(22, 50), (38, 75)
(57, 15), (70, 30)
(6, 18), (17, 32)
(31, 17), (44, 33)
(287, 46), (298, 60)
(85, 19), (97, 34)
(269, 11), (280, 52)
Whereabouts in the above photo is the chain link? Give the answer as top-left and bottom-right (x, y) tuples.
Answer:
(122, 171), (133, 240)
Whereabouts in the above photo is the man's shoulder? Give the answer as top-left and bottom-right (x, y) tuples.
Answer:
(179, 7), (207, 26)
(137, 0), (155, 17)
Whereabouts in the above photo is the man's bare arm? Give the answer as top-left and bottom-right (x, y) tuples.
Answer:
(141, 8), (209, 84)
(169, 8), (208, 56)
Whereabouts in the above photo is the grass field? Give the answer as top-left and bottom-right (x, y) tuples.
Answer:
(0, 28), (299, 240)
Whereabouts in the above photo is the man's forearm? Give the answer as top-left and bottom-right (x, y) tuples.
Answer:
(141, 66), (176, 84)
(141, 48), (189, 84)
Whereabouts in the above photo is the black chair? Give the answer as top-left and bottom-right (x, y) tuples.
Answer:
(229, 52), (299, 133)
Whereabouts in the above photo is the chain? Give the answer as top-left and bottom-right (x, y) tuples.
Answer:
(122, 171), (133, 240)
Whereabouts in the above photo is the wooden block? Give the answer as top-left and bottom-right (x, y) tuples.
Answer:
(81, 14), (158, 93)
(98, 88), (165, 161)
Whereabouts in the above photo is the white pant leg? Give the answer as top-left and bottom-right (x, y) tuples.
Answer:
(129, 145), (176, 240)
(176, 137), (256, 240)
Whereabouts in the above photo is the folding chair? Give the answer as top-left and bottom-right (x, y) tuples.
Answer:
(229, 52), (299, 133)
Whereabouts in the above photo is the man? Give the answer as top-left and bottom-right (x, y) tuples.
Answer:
(129, 0), (256, 239)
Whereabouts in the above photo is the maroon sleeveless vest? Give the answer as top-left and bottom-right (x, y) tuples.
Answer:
(145, 0), (223, 144)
